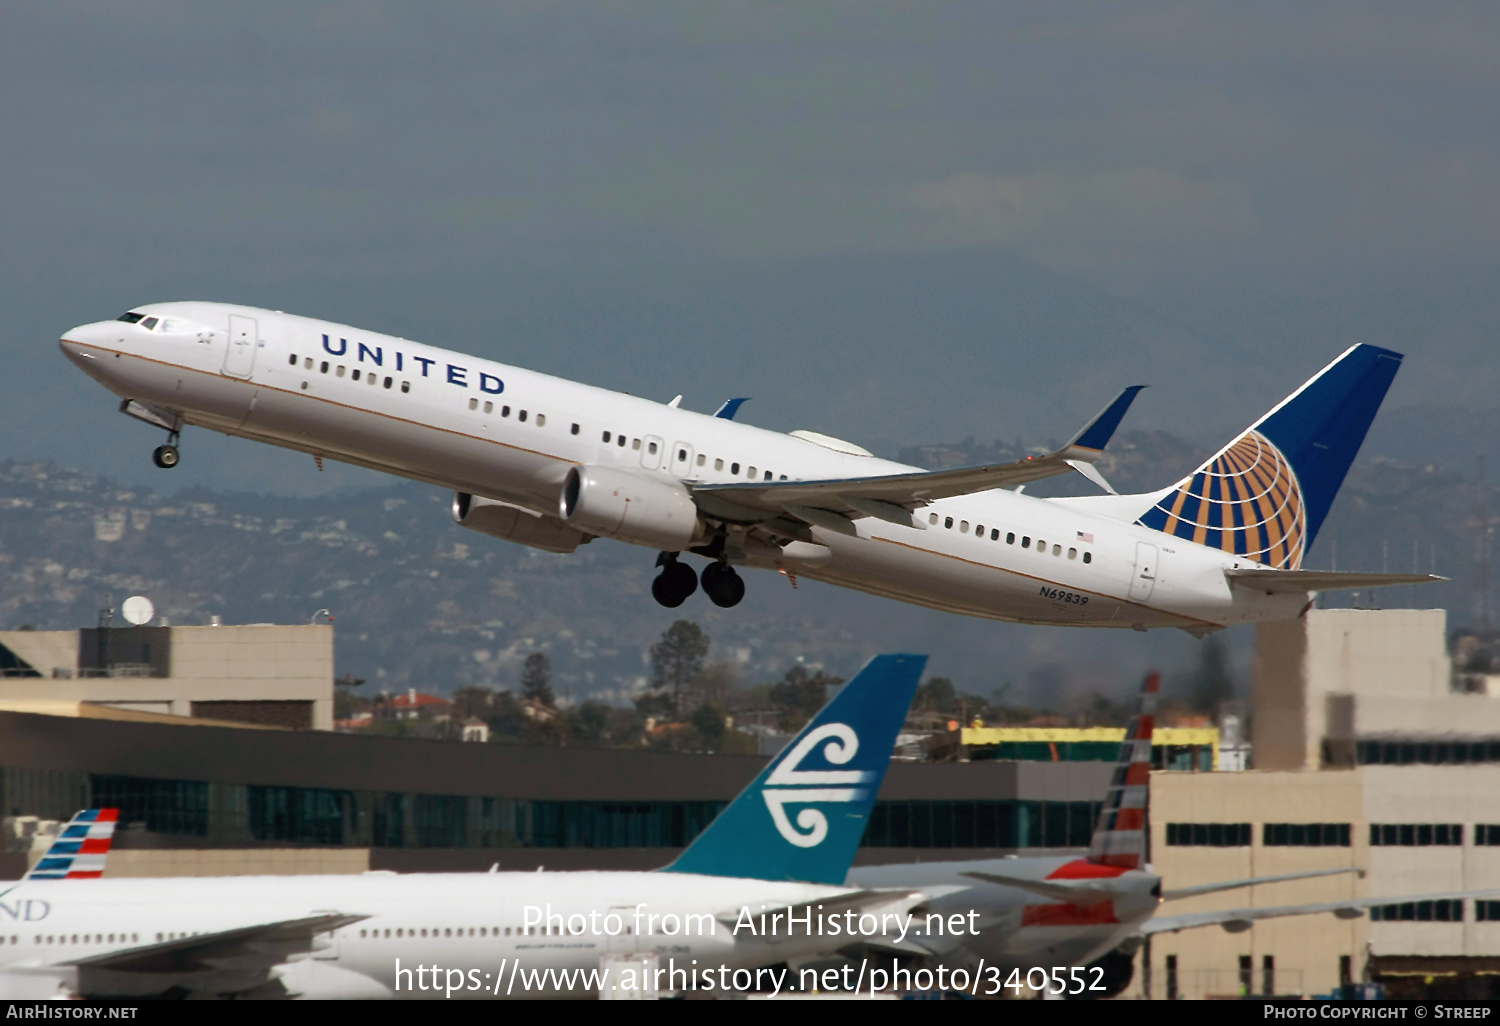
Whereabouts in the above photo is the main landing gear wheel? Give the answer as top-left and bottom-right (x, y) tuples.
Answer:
(651, 556), (698, 608)
(701, 561), (745, 608)
(152, 445), (180, 469)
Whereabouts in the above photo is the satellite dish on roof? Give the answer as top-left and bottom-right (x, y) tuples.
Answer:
(121, 596), (155, 626)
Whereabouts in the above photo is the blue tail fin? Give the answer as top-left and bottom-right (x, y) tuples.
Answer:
(661, 653), (926, 885)
(1136, 344), (1402, 568)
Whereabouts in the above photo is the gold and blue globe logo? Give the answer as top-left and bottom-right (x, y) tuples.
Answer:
(1136, 430), (1306, 570)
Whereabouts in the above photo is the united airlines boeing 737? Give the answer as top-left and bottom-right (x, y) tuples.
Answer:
(59, 304), (1436, 632)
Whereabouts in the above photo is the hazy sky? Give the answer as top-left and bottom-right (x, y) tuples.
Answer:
(4, 3), (1499, 494)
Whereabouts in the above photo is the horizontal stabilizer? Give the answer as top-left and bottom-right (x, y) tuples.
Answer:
(960, 870), (1117, 905)
(1143, 887), (1500, 936)
(1160, 866), (1362, 902)
(1226, 569), (1447, 594)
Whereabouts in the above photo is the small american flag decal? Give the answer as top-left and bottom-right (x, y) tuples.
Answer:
(1077, 531), (1094, 543)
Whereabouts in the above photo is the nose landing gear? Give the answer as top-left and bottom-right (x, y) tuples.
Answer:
(152, 443), (180, 469)
(701, 561), (745, 608)
(651, 553), (699, 608)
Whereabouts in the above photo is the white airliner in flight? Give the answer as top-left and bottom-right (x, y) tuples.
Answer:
(0, 656), (930, 1000)
(60, 304), (1435, 632)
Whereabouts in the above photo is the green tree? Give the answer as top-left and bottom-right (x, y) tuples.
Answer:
(521, 652), (554, 708)
(767, 665), (843, 732)
(567, 700), (610, 744)
(915, 677), (958, 713)
(690, 702), (728, 750)
(650, 620), (710, 715)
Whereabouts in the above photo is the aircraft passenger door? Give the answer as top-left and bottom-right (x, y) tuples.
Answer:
(640, 435), (664, 471)
(223, 315), (257, 378)
(1129, 541), (1158, 603)
(669, 441), (695, 479)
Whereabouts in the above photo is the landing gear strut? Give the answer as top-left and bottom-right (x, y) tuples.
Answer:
(651, 553), (698, 608)
(701, 561), (745, 608)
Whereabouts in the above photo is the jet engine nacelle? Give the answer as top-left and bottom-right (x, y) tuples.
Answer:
(560, 464), (703, 552)
(453, 492), (589, 554)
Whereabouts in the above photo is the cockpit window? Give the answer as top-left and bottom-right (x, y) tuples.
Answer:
(141, 317), (159, 330)
(117, 312), (145, 324)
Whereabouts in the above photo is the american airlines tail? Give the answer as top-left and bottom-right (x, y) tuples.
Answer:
(24, 809), (118, 880)
(1086, 674), (1158, 870)
(1128, 343), (1403, 569)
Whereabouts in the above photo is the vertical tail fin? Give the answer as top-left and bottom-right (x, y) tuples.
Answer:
(24, 809), (119, 880)
(662, 653), (926, 885)
(1087, 674), (1158, 870)
(1135, 344), (1402, 567)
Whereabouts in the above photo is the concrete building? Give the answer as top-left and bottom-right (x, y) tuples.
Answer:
(1131, 609), (1500, 1000)
(0, 624), (334, 730)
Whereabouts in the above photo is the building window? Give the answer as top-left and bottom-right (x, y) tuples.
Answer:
(1477, 901), (1500, 921)
(90, 774), (209, 836)
(1262, 823), (1351, 847)
(1370, 823), (1463, 846)
(1477, 825), (1500, 845)
(1166, 822), (1252, 847)
(862, 799), (1101, 849)
(1371, 900), (1464, 922)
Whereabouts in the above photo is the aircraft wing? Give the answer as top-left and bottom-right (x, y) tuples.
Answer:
(62, 912), (368, 998)
(1225, 569), (1447, 594)
(1142, 889), (1500, 936)
(689, 387), (1145, 528)
(1159, 866), (1363, 902)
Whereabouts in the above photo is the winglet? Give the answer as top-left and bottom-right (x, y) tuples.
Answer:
(24, 808), (119, 880)
(713, 398), (752, 420)
(662, 653), (926, 885)
(1068, 385), (1146, 454)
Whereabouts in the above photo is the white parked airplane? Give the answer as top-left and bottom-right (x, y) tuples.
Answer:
(849, 673), (1500, 998)
(0, 655), (931, 1000)
(60, 304), (1436, 631)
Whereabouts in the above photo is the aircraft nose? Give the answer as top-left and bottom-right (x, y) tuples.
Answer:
(58, 321), (114, 367)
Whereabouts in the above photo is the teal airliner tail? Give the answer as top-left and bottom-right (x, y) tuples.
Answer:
(661, 653), (925, 886)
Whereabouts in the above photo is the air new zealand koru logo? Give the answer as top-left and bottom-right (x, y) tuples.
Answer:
(762, 723), (873, 848)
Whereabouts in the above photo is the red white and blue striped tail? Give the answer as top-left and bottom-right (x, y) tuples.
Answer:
(1086, 673), (1158, 870)
(24, 809), (119, 880)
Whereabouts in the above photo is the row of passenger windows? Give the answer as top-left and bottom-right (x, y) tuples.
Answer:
(600, 432), (788, 481)
(463, 397), (556, 429)
(929, 514), (1094, 563)
(1166, 822), (1351, 847)
(6, 932), (141, 946)
(291, 354), (410, 394)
